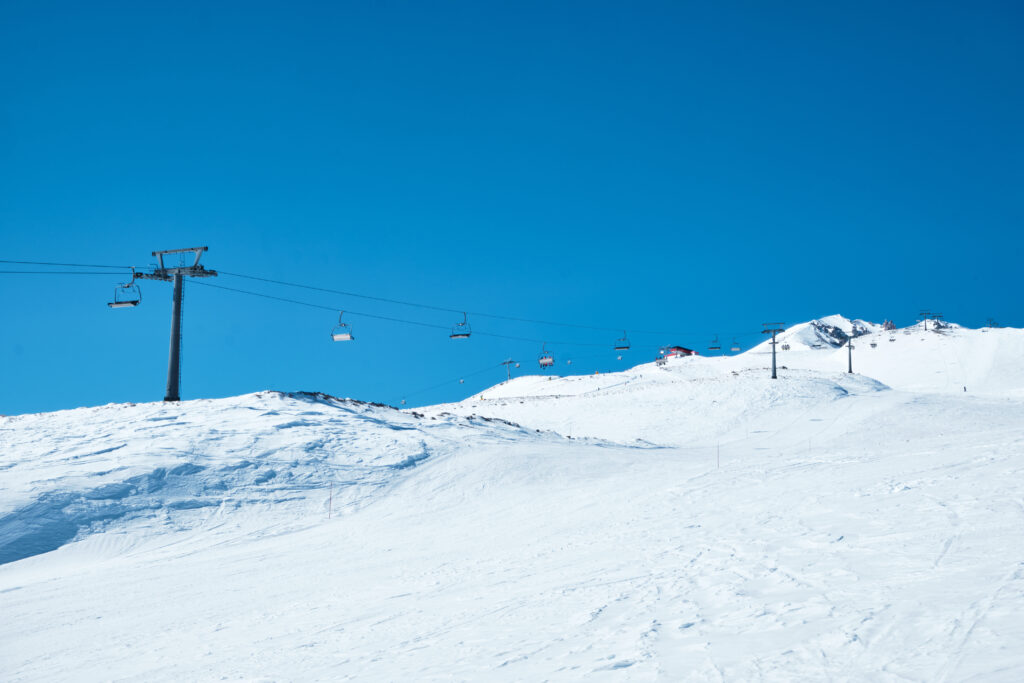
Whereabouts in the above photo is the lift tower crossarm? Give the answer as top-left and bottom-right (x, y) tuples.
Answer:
(135, 266), (217, 281)
(138, 247), (217, 281)
(152, 246), (208, 268)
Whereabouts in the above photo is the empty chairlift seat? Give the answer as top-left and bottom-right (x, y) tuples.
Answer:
(108, 271), (141, 308)
(331, 312), (354, 341)
(450, 313), (471, 339)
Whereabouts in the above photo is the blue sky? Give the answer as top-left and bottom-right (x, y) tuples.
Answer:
(1, 1), (1021, 414)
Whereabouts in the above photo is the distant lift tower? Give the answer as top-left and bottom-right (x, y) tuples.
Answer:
(847, 334), (854, 374)
(135, 247), (218, 401)
(761, 323), (786, 379)
(501, 358), (520, 384)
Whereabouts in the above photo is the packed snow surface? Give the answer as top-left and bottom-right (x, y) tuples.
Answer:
(2, 318), (1024, 680)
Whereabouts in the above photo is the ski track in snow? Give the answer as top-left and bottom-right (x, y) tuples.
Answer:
(1, 320), (1024, 680)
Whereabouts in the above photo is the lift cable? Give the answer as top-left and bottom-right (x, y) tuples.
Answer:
(0, 259), (133, 269)
(192, 280), (449, 331)
(0, 270), (133, 275)
(396, 361), (509, 406)
(217, 269), (736, 338)
(0, 258), (759, 340)
(192, 280), (614, 350)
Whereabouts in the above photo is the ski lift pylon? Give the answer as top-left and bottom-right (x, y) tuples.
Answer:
(331, 311), (354, 341)
(107, 268), (141, 308)
(450, 312), (471, 339)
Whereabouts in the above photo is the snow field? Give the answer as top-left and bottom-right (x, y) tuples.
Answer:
(2, 317), (1024, 680)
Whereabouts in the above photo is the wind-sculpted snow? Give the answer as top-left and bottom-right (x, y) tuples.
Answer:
(0, 391), (544, 566)
(3, 330), (1024, 680)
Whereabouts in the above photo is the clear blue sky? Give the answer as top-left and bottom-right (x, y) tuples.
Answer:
(1, 1), (1021, 415)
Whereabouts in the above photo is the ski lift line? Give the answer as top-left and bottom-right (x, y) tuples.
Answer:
(0, 259), (133, 269)
(1, 259), (761, 340)
(474, 331), (607, 348)
(193, 280), (619, 348)
(218, 270), (754, 339)
(395, 362), (508, 404)
(192, 280), (450, 330)
(4, 259), (819, 340)
(220, 269), (624, 331)
(0, 270), (135, 275)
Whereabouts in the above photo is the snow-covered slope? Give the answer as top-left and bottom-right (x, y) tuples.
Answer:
(3, 319), (1024, 681)
(423, 318), (1024, 443)
(428, 365), (886, 447)
(0, 391), (555, 567)
(749, 319), (1024, 396)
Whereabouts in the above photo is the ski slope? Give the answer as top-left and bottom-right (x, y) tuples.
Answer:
(749, 318), (1024, 397)
(2, 318), (1024, 680)
(423, 318), (1024, 443)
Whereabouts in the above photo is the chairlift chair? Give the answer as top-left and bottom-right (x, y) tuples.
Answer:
(450, 312), (471, 339)
(870, 341), (877, 348)
(730, 339), (741, 352)
(538, 343), (555, 369)
(331, 311), (354, 341)
(708, 335), (721, 352)
(614, 331), (630, 352)
(108, 269), (141, 308)
(780, 343), (791, 351)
